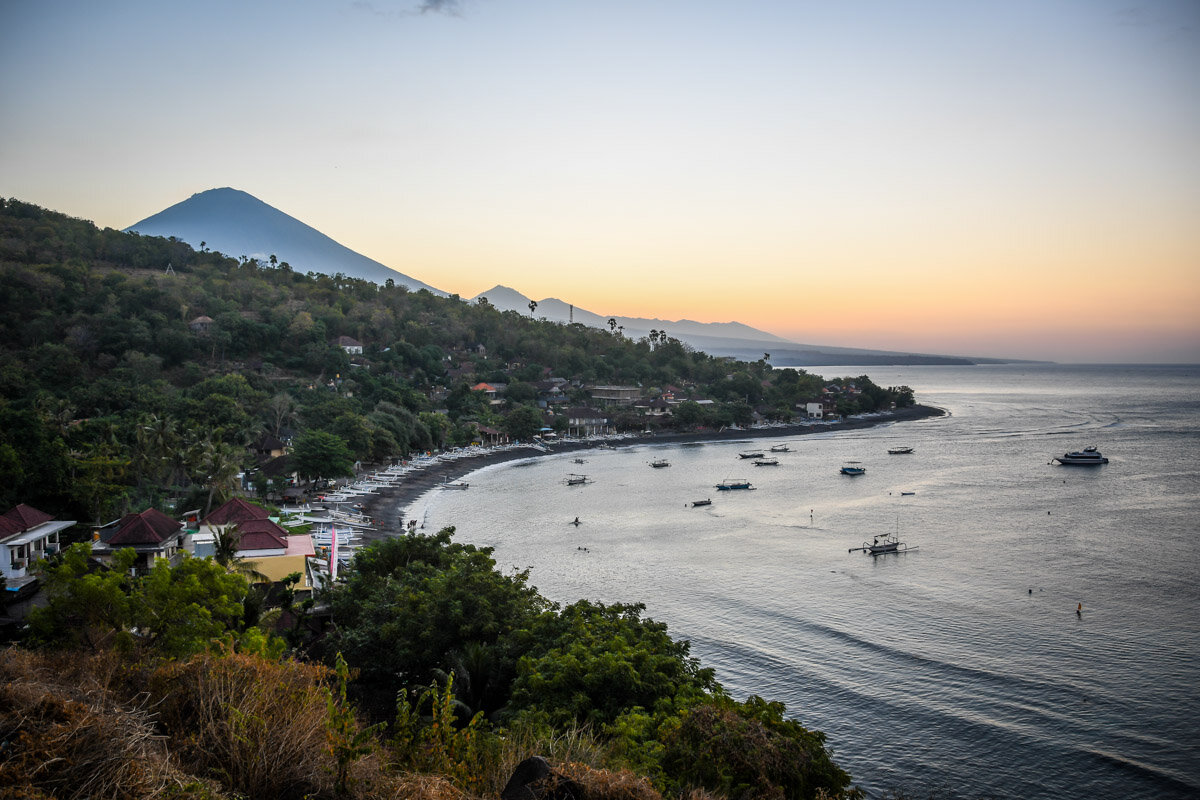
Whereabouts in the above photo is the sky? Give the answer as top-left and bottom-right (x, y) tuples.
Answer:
(2, 0), (1198, 363)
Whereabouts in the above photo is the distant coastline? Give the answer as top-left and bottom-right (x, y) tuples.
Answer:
(360, 404), (945, 539)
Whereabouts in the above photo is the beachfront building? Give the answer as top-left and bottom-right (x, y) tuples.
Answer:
(563, 407), (612, 438)
(1, 504), (73, 591)
(90, 508), (185, 574)
(805, 402), (824, 419)
(587, 385), (642, 406)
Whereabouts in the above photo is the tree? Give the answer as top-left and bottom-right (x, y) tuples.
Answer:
(502, 404), (543, 441)
(528, 299), (537, 318)
(290, 429), (354, 484)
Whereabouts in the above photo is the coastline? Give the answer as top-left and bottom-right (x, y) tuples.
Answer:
(360, 404), (944, 542)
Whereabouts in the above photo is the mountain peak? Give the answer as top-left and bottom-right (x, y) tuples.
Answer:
(126, 189), (445, 295)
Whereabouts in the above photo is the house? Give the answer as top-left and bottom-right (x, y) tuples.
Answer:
(587, 385), (642, 406)
(192, 499), (314, 590)
(563, 407), (612, 437)
(1, 504), (73, 591)
(473, 424), (510, 447)
(333, 335), (363, 355)
(90, 508), (185, 573)
(805, 402), (824, 419)
(188, 315), (214, 334)
(471, 382), (506, 405)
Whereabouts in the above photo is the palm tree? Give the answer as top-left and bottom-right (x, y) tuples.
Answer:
(528, 299), (538, 318)
(212, 524), (269, 583)
(608, 317), (617, 333)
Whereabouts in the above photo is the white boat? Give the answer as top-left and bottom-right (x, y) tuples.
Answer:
(1053, 446), (1109, 465)
(439, 480), (469, 490)
(849, 530), (916, 556)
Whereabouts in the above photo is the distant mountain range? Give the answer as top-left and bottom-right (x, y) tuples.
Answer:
(126, 188), (1011, 366)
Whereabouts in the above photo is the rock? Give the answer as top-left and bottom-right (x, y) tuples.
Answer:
(502, 756), (586, 800)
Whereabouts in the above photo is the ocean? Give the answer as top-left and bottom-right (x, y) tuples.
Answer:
(406, 364), (1200, 799)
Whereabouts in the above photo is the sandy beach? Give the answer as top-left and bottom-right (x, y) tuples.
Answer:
(359, 404), (944, 542)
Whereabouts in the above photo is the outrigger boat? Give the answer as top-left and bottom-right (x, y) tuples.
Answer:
(752, 458), (779, 466)
(738, 451), (764, 459)
(888, 446), (914, 455)
(438, 480), (469, 490)
(692, 498), (713, 507)
(849, 531), (916, 556)
(840, 464), (866, 475)
(715, 479), (754, 490)
(649, 458), (671, 468)
(769, 444), (791, 453)
(565, 473), (590, 486)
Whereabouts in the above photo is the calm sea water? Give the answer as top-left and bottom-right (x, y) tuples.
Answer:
(408, 364), (1200, 799)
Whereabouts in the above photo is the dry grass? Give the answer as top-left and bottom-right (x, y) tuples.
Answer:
(0, 647), (223, 800)
(149, 651), (337, 800)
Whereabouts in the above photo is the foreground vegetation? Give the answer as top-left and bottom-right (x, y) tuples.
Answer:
(4, 532), (860, 800)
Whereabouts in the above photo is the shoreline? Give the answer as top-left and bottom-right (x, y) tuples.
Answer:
(360, 404), (944, 542)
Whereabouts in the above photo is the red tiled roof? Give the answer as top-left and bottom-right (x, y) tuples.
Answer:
(0, 516), (22, 536)
(202, 497), (269, 527)
(233, 518), (289, 552)
(3, 504), (53, 531)
(110, 508), (182, 546)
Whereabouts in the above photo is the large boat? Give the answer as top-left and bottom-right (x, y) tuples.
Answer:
(849, 531), (915, 556)
(715, 479), (754, 490)
(1053, 446), (1109, 465)
(840, 464), (866, 476)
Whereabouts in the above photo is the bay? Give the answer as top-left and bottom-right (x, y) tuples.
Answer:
(407, 364), (1200, 799)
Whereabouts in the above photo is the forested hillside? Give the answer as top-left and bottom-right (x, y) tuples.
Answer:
(0, 197), (910, 525)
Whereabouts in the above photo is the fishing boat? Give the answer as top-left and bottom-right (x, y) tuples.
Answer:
(439, 480), (469, 490)
(565, 474), (589, 486)
(1053, 446), (1109, 465)
(849, 530), (916, 555)
(769, 444), (791, 452)
(692, 498), (713, 507)
(738, 451), (764, 459)
(753, 458), (779, 466)
(888, 446), (914, 454)
(840, 464), (866, 475)
(715, 479), (754, 490)
(649, 459), (671, 468)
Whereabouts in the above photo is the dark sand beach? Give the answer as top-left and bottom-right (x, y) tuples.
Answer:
(360, 404), (944, 542)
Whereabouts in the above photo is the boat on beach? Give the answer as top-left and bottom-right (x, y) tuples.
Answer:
(715, 479), (754, 490)
(1053, 446), (1109, 465)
